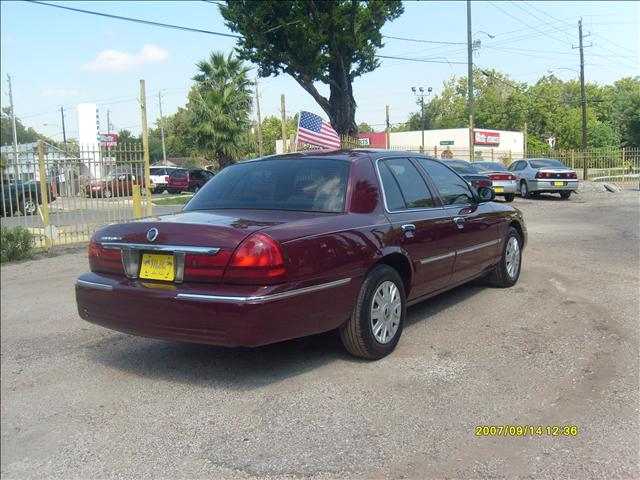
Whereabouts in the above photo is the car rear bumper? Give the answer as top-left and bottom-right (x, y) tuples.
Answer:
(491, 181), (517, 194)
(529, 179), (579, 192)
(75, 272), (360, 347)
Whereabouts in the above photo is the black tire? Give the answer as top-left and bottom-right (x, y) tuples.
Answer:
(503, 193), (515, 202)
(167, 189), (178, 195)
(560, 191), (572, 200)
(487, 227), (522, 288)
(519, 181), (532, 199)
(340, 264), (406, 360)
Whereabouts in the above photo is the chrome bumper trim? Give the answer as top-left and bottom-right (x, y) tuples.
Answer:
(101, 242), (220, 255)
(176, 278), (352, 304)
(76, 279), (114, 291)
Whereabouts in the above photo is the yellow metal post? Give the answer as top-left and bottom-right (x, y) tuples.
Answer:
(37, 141), (51, 250)
(140, 79), (152, 216)
(132, 184), (142, 219)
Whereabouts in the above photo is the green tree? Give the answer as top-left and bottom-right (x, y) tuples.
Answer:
(609, 77), (640, 146)
(357, 122), (374, 133)
(188, 51), (253, 168)
(220, 0), (404, 136)
(1, 107), (52, 145)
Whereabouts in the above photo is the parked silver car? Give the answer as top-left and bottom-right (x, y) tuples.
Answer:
(509, 159), (579, 200)
(472, 161), (518, 202)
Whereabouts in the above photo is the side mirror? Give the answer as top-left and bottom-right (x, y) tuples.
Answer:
(477, 186), (495, 203)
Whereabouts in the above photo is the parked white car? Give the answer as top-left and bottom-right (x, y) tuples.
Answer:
(509, 159), (579, 200)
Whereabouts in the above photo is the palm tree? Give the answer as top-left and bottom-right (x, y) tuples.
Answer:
(189, 52), (253, 168)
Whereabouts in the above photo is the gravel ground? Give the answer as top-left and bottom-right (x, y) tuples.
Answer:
(1, 190), (639, 480)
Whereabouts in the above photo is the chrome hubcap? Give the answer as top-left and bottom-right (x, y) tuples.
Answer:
(505, 236), (521, 279)
(370, 280), (401, 344)
(24, 200), (36, 213)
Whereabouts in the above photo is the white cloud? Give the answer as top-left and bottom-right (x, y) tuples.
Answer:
(42, 88), (78, 97)
(81, 44), (169, 72)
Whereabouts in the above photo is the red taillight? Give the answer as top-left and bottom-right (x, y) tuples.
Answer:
(536, 172), (549, 179)
(223, 233), (286, 284)
(164, 175), (169, 183)
(183, 251), (232, 283)
(568, 172), (577, 179)
(476, 179), (493, 188)
(88, 237), (123, 274)
(489, 173), (516, 181)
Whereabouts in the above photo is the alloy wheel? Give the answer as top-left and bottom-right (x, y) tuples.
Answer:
(505, 236), (521, 279)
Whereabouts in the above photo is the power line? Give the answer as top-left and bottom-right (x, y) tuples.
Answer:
(487, 1), (573, 47)
(382, 35), (466, 46)
(376, 55), (467, 65)
(26, 0), (241, 38)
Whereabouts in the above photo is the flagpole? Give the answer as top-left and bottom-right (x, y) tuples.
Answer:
(294, 111), (302, 151)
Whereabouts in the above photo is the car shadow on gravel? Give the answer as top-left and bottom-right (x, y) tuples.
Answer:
(85, 282), (485, 390)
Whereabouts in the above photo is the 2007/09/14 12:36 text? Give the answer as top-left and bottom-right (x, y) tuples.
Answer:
(475, 425), (579, 437)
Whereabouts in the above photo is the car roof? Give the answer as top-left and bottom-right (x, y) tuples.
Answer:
(247, 148), (436, 163)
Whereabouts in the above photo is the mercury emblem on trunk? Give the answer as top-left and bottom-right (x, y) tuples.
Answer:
(147, 228), (159, 242)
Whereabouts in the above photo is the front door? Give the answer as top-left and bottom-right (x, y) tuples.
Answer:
(415, 158), (500, 284)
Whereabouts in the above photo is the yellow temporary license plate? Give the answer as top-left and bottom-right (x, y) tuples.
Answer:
(553, 181), (565, 186)
(494, 187), (504, 193)
(139, 253), (175, 281)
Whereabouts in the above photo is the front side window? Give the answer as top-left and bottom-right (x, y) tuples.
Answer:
(185, 158), (349, 213)
(379, 158), (435, 210)
(417, 158), (474, 206)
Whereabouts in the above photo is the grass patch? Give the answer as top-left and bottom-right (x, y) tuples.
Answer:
(152, 195), (193, 206)
(1, 225), (34, 264)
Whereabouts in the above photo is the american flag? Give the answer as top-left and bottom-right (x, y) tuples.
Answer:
(296, 111), (341, 149)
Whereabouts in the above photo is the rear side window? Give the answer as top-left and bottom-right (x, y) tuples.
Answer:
(171, 169), (187, 178)
(378, 158), (434, 210)
(185, 159), (350, 213)
(417, 158), (474, 206)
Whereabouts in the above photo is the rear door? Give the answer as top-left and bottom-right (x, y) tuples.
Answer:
(377, 157), (458, 298)
(416, 158), (500, 284)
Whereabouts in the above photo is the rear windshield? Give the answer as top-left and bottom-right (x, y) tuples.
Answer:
(444, 161), (477, 175)
(170, 169), (187, 178)
(150, 167), (166, 175)
(185, 159), (350, 213)
(473, 162), (508, 172)
(530, 159), (566, 168)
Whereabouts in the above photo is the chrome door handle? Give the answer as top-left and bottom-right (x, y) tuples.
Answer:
(453, 217), (465, 229)
(402, 224), (416, 237)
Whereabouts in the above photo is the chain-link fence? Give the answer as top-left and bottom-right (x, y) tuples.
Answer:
(1, 141), (151, 249)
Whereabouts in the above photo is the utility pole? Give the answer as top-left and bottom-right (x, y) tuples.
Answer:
(60, 106), (67, 150)
(466, 0), (475, 162)
(385, 105), (390, 149)
(158, 91), (167, 163)
(7, 74), (19, 181)
(139, 79), (152, 215)
(575, 18), (591, 180)
(106, 109), (111, 134)
(280, 94), (287, 154)
(255, 79), (264, 157)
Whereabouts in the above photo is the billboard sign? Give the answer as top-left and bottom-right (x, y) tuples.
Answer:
(474, 130), (500, 146)
(99, 134), (118, 147)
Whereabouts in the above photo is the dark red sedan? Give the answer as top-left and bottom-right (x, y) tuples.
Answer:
(76, 150), (526, 359)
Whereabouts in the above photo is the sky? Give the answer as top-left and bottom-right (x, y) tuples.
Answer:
(1, 0), (638, 143)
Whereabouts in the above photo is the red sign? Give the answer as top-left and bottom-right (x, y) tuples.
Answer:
(99, 133), (118, 147)
(357, 132), (387, 148)
(474, 130), (500, 146)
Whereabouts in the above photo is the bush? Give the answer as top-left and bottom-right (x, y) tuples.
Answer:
(1, 225), (34, 264)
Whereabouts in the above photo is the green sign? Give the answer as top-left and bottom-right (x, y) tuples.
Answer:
(440, 140), (454, 146)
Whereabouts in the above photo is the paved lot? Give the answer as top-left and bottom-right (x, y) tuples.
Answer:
(1, 190), (639, 479)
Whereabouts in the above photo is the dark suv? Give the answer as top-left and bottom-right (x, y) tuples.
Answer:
(166, 168), (214, 194)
